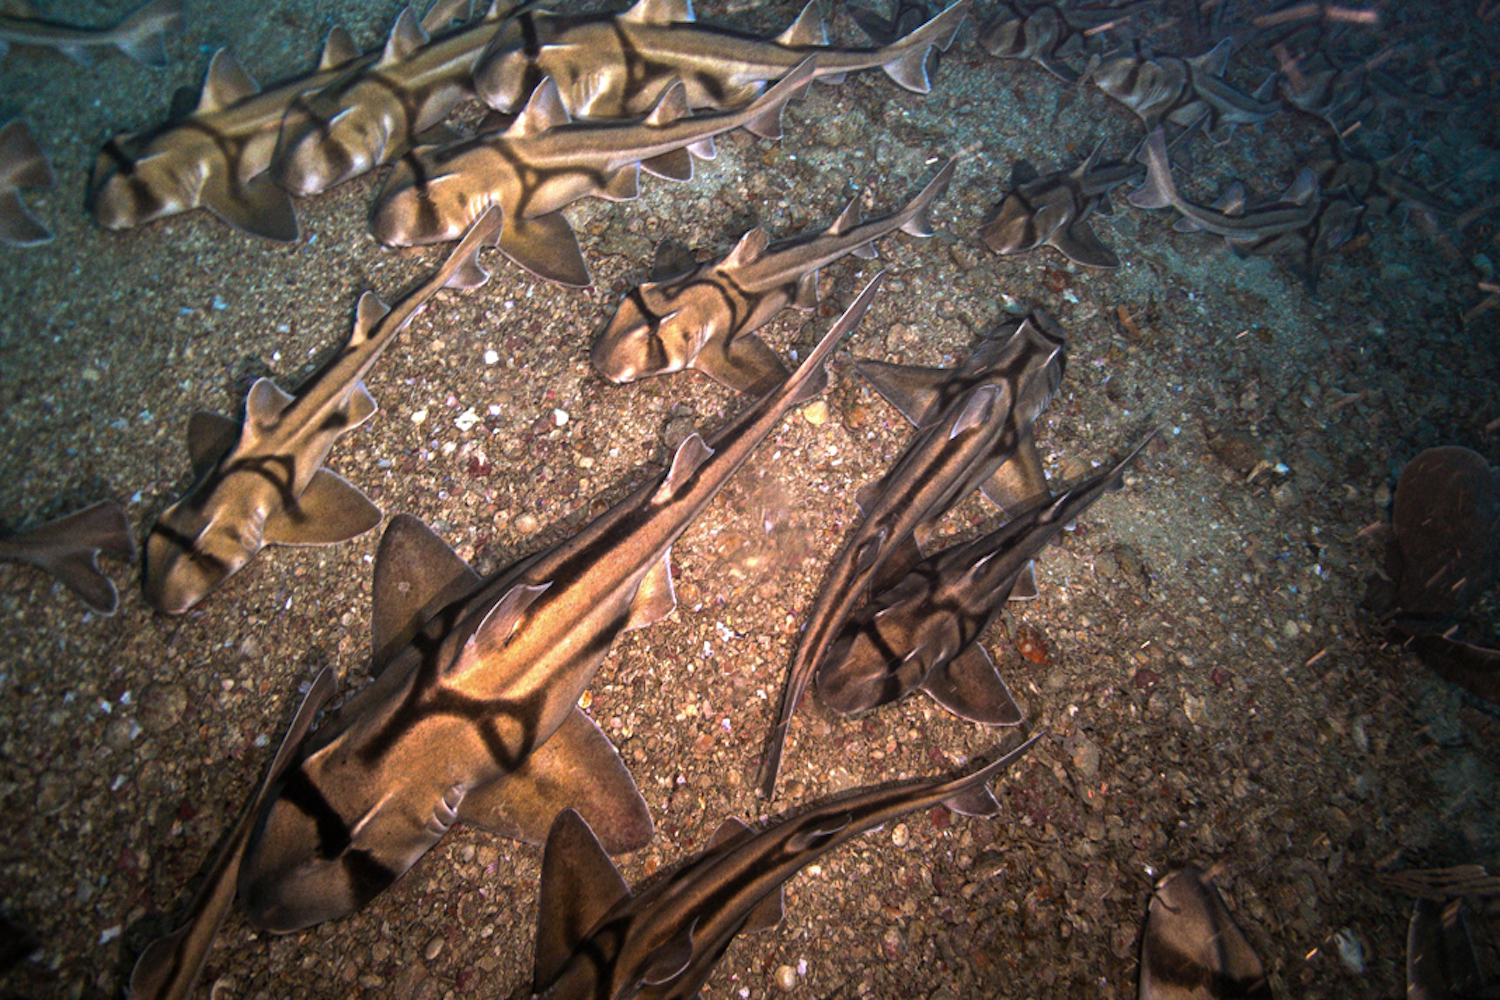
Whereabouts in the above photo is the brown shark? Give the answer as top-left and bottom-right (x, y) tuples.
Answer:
(235, 274), (885, 933)
(270, 0), (516, 197)
(756, 312), (1067, 799)
(592, 156), (954, 395)
(980, 141), (1143, 268)
(976, 0), (1093, 82)
(0, 0), (179, 66)
(0, 501), (136, 614)
(371, 56), (816, 285)
(0, 118), (53, 246)
(126, 667), (336, 1000)
(817, 436), (1149, 725)
(142, 208), (500, 615)
(1087, 39), (1280, 136)
(472, 0), (968, 119)
(530, 736), (1036, 1000)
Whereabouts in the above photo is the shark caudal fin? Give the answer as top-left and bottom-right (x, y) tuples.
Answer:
(742, 56), (818, 140)
(0, 119), (54, 246)
(878, 0), (969, 93)
(112, 0), (183, 67)
(897, 155), (956, 237)
(0, 502), (136, 614)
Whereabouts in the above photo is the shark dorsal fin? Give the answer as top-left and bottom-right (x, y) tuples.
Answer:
(534, 810), (633, 989)
(507, 77), (571, 136)
(724, 227), (769, 269)
(186, 410), (240, 476)
(644, 80), (691, 126)
(197, 50), (258, 114)
(380, 7), (429, 68)
(371, 515), (479, 673)
(623, 548), (677, 631)
(641, 920), (698, 985)
(705, 816), (755, 853)
(653, 433), (714, 504)
(244, 377), (294, 432)
(950, 384), (999, 439)
(775, 0), (828, 46)
(349, 291), (392, 346)
(1283, 167), (1320, 205)
(1210, 182), (1247, 215)
(1073, 140), (1106, 179)
(421, 0), (472, 33)
(462, 580), (553, 663)
(619, 0), (693, 25)
(1009, 159), (1039, 187)
(828, 198), (862, 236)
(742, 885), (786, 934)
(318, 26), (359, 70)
(1190, 37), (1233, 78)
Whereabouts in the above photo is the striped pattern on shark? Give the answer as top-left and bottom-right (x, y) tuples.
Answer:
(235, 274), (885, 934)
(270, 0), (522, 197)
(817, 436), (1150, 725)
(0, 0), (179, 66)
(980, 141), (1142, 268)
(756, 312), (1067, 799)
(127, 668), (336, 1000)
(530, 736), (1036, 1000)
(472, 0), (969, 119)
(976, 0), (1094, 83)
(371, 56), (817, 285)
(142, 208), (501, 615)
(592, 156), (954, 395)
(0, 501), (136, 614)
(1086, 39), (1280, 137)
(0, 118), (53, 246)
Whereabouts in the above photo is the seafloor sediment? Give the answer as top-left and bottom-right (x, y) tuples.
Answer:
(0, 0), (1497, 998)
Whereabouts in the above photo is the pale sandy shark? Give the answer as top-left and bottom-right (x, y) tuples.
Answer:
(126, 668), (336, 1000)
(0, 0), (179, 66)
(1087, 39), (1280, 137)
(371, 56), (817, 285)
(143, 208), (501, 615)
(817, 436), (1149, 724)
(0, 118), (53, 246)
(87, 0), (463, 241)
(592, 156), (954, 395)
(270, 0), (522, 197)
(529, 736), (1036, 1000)
(472, 0), (968, 119)
(235, 274), (885, 933)
(0, 501), (136, 614)
(756, 311), (1066, 799)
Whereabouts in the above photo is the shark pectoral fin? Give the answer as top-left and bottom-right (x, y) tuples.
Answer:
(1141, 870), (1270, 1000)
(705, 816), (754, 853)
(186, 410), (241, 476)
(742, 886), (787, 934)
(262, 469), (381, 546)
(852, 359), (951, 426)
(460, 707), (653, 851)
(641, 921), (697, 985)
(371, 514), (479, 672)
(641, 148), (694, 182)
(1007, 560), (1039, 601)
(624, 549), (677, 631)
(655, 434), (715, 504)
(920, 644), (1022, 726)
(463, 580), (552, 661)
(694, 332), (789, 397)
(1051, 221), (1120, 268)
(0, 190), (52, 246)
(202, 172), (299, 243)
(534, 808), (634, 989)
(978, 434), (1050, 514)
(498, 211), (591, 287)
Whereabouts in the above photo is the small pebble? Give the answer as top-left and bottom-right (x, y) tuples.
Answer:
(774, 965), (797, 992)
(1183, 692), (1209, 726)
(515, 513), (540, 536)
(802, 400), (828, 426)
(424, 935), (445, 961)
(891, 823), (909, 847)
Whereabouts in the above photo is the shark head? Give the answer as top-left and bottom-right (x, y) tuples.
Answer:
(817, 627), (932, 716)
(591, 278), (717, 384)
(143, 497), (263, 615)
(275, 104), (386, 198)
(87, 140), (201, 230)
(372, 154), (489, 247)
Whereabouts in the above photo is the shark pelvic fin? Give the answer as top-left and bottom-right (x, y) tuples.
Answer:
(262, 469), (381, 546)
(371, 514), (479, 672)
(350, 291), (392, 346)
(318, 25), (359, 70)
(654, 433), (715, 504)
(624, 548), (677, 631)
(463, 580), (553, 661)
(620, 0), (693, 25)
(793, 269), (821, 306)
(941, 780), (1000, 817)
(787, 812), (853, 852)
(852, 358), (951, 427)
(186, 410), (240, 476)
(776, 0), (828, 46)
(380, 7), (430, 67)
(459, 707), (653, 852)
(535, 809), (635, 989)
(642, 148), (694, 182)
(742, 886), (788, 934)
(197, 50), (258, 114)
(920, 644), (1022, 725)
(694, 331), (788, 396)
(898, 155), (956, 237)
(498, 210), (591, 286)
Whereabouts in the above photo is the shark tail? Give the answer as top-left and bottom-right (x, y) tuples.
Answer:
(4, 502), (135, 615)
(1125, 127), (1181, 212)
(878, 0), (970, 93)
(742, 56), (819, 140)
(897, 155), (957, 237)
(112, 0), (183, 67)
(0, 120), (54, 246)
